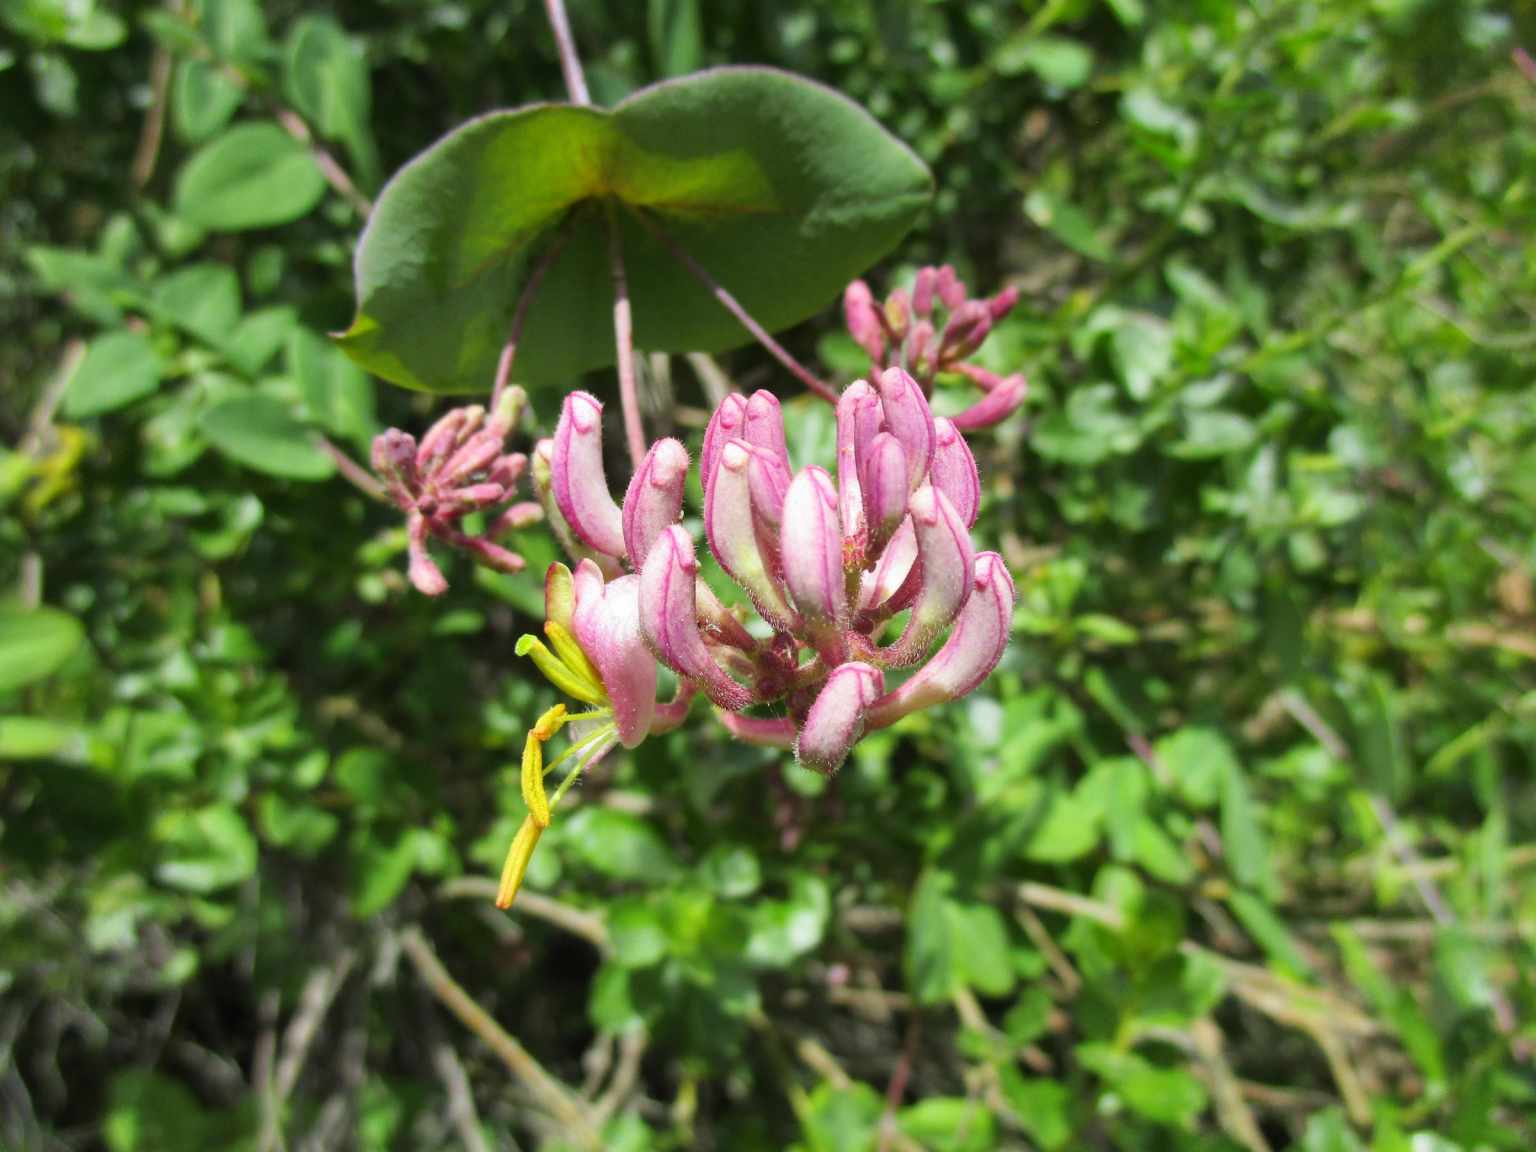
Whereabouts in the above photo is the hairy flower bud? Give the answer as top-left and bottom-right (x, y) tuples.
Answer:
(912, 267), (937, 317)
(639, 526), (753, 711)
(875, 367), (936, 492)
(623, 437), (689, 567)
(796, 662), (884, 775)
(868, 553), (1014, 727)
(743, 390), (791, 473)
(860, 432), (909, 557)
(836, 380), (881, 539)
(929, 417), (980, 528)
(883, 485), (974, 664)
(780, 466), (845, 625)
(705, 441), (795, 628)
(700, 392), (747, 497)
(551, 391), (626, 559)
(949, 373), (1027, 431)
(843, 280), (885, 363)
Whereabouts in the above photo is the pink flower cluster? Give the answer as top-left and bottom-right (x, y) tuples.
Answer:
(844, 264), (1027, 431)
(371, 389), (543, 596)
(533, 370), (1015, 774)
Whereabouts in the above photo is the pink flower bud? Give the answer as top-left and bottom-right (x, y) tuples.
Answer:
(843, 281), (885, 364)
(719, 711), (796, 748)
(571, 565), (656, 747)
(936, 265), (967, 311)
(867, 553), (1013, 728)
(407, 512), (448, 597)
(929, 418), (980, 528)
(796, 662), (883, 775)
(883, 485), (974, 665)
(416, 407), (471, 473)
(836, 380), (881, 539)
(939, 301), (991, 362)
(860, 516), (914, 612)
(875, 367), (936, 492)
(949, 374), (1027, 431)
(705, 441), (795, 628)
(907, 320), (935, 376)
(551, 391), (626, 560)
(743, 390), (791, 473)
(532, 439), (622, 579)
(987, 284), (1020, 322)
(622, 437), (689, 567)
(912, 267), (937, 317)
(745, 442), (792, 539)
(884, 288), (911, 339)
(441, 427), (505, 485)
(639, 526), (753, 711)
(701, 393), (747, 497)
(860, 432), (909, 556)
(780, 466), (845, 625)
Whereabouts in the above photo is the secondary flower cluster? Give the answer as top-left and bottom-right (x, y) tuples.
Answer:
(844, 264), (1027, 431)
(371, 387), (543, 596)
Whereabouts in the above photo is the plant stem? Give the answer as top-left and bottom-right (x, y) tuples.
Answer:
(272, 106), (373, 217)
(606, 207), (649, 469)
(630, 209), (840, 404)
(542, 0), (590, 105)
(491, 226), (571, 408)
(400, 928), (601, 1147)
(317, 435), (387, 501)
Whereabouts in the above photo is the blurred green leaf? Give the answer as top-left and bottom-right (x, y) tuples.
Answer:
(174, 123), (327, 232)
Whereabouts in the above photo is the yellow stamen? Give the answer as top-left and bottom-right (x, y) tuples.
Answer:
(495, 815), (543, 909)
(531, 702), (568, 742)
(515, 634), (607, 705)
(521, 729), (550, 828)
(544, 619), (603, 690)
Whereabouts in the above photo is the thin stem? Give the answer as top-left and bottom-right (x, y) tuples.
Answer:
(272, 106), (373, 217)
(631, 209), (840, 404)
(316, 436), (387, 502)
(542, 0), (590, 105)
(541, 721), (614, 778)
(399, 928), (601, 1147)
(606, 207), (649, 469)
(491, 226), (571, 408)
(131, 1), (179, 188)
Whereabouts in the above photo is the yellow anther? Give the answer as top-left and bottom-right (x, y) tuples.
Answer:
(532, 702), (568, 742)
(521, 729), (551, 827)
(495, 815), (543, 909)
(515, 634), (607, 706)
(544, 619), (602, 692)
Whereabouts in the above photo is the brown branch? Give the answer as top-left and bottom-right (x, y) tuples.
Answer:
(131, 3), (178, 188)
(631, 209), (841, 404)
(399, 928), (601, 1148)
(317, 436), (386, 501)
(438, 877), (609, 951)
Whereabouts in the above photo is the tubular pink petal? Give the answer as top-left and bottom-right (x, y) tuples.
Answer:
(795, 662), (884, 775)
(551, 391), (626, 559)
(571, 574), (656, 748)
(867, 553), (1014, 728)
(936, 265), (966, 311)
(417, 407), (474, 472)
(912, 267), (937, 317)
(860, 433), (909, 557)
(987, 284), (1020, 321)
(407, 512), (448, 597)
(860, 516), (916, 610)
(882, 486), (975, 664)
(639, 526), (754, 711)
(719, 711), (796, 749)
(700, 393), (747, 497)
(780, 466), (845, 625)
(704, 441), (795, 628)
(949, 374), (1027, 431)
(835, 380), (881, 539)
(875, 367), (936, 493)
(743, 391), (791, 473)
(930, 418), (980, 528)
(532, 440), (623, 578)
(939, 301), (992, 362)
(441, 427), (505, 485)
(623, 437), (690, 567)
(844, 281), (885, 363)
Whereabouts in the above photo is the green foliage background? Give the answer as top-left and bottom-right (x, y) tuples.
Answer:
(3, 1), (1534, 1149)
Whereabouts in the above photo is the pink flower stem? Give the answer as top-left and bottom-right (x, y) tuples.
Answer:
(542, 0), (590, 105)
(630, 208), (840, 405)
(317, 435), (387, 502)
(606, 206), (649, 471)
(491, 226), (570, 410)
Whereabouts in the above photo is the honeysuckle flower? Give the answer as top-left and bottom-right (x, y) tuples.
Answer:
(372, 387), (542, 596)
(496, 370), (1014, 909)
(844, 265), (1028, 430)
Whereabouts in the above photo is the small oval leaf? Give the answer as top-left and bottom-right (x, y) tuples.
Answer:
(0, 606), (85, 695)
(199, 393), (335, 480)
(174, 123), (327, 232)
